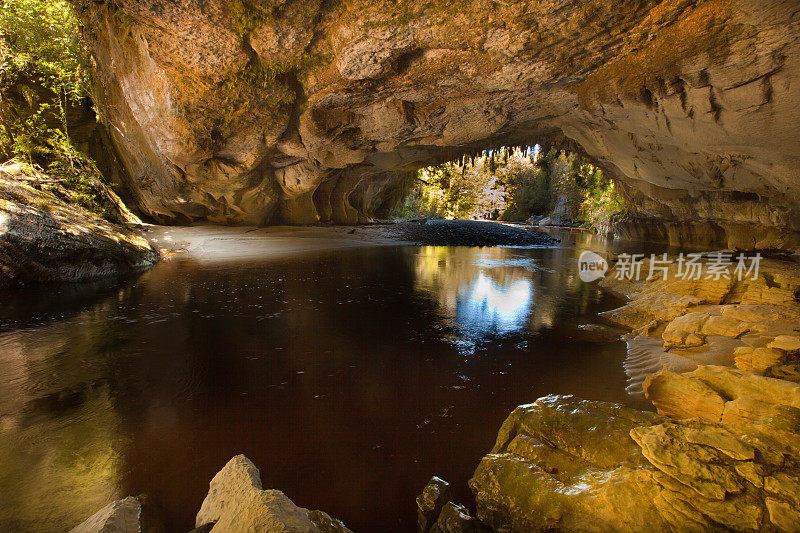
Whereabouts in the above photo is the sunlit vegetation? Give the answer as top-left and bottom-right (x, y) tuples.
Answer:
(394, 146), (624, 233)
(0, 0), (118, 218)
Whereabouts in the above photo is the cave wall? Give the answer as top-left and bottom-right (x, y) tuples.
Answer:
(75, 0), (800, 245)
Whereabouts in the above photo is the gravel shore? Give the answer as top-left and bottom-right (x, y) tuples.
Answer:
(390, 219), (559, 246)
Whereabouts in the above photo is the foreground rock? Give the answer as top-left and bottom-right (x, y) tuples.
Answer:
(0, 163), (158, 288)
(196, 455), (351, 532)
(69, 497), (141, 533)
(76, 0), (800, 246)
(71, 455), (351, 533)
(466, 393), (800, 532)
(417, 477), (487, 533)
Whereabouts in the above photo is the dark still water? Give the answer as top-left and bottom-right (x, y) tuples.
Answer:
(0, 232), (649, 531)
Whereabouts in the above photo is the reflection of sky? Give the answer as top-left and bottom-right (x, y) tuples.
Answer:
(413, 247), (548, 354)
(457, 272), (532, 336)
(451, 270), (534, 354)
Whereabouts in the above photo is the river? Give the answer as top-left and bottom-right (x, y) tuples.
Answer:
(0, 228), (655, 531)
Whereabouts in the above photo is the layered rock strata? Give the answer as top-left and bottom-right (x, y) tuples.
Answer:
(598, 254), (800, 393)
(461, 387), (800, 532)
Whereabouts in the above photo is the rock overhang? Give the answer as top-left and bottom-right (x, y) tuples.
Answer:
(75, 0), (800, 247)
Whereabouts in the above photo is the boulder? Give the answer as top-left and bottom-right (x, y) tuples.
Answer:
(416, 476), (451, 533)
(468, 394), (800, 532)
(0, 163), (158, 288)
(468, 395), (670, 531)
(195, 455), (351, 532)
(70, 497), (141, 533)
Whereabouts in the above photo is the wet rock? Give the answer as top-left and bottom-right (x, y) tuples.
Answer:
(643, 365), (800, 459)
(602, 257), (800, 392)
(768, 336), (800, 352)
(469, 393), (800, 532)
(195, 455), (351, 532)
(644, 366), (800, 417)
(417, 476), (450, 533)
(766, 498), (800, 533)
(469, 395), (668, 531)
(599, 292), (706, 331)
(642, 368), (727, 421)
(574, 323), (623, 344)
(307, 510), (353, 533)
(70, 497), (141, 533)
(735, 346), (789, 374)
(430, 502), (487, 533)
(0, 164), (158, 288)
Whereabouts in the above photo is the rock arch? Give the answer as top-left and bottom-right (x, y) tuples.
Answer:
(76, 0), (800, 247)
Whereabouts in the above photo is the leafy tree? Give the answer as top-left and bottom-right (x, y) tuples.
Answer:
(1, 0), (90, 158)
(0, 0), (120, 218)
(397, 145), (623, 234)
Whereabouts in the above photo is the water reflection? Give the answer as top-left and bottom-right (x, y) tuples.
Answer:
(0, 231), (645, 532)
(465, 274), (532, 331)
(412, 242), (605, 353)
(414, 247), (538, 352)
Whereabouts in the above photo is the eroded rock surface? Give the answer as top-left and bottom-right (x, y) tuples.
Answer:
(458, 254), (798, 532)
(467, 393), (800, 532)
(0, 163), (158, 288)
(75, 0), (800, 243)
(599, 255), (800, 393)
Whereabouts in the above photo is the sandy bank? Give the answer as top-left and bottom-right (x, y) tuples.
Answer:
(144, 220), (557, 261)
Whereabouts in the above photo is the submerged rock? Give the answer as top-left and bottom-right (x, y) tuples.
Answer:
(574, 323), (624, 344)
(0, 163), (158, 288)
(195, 455), (351, 532)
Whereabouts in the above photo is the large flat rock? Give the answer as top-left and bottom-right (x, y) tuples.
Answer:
(0, 164), (158, 288)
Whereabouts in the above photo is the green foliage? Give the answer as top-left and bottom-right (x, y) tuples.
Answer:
(1, 0), (91, 159)
(0, 0), (89, 99)
(227, 0), (273, 36)
(399, 153), (509, 220)
(399, 146), (624, 232)
(43, 134), (120, 219)
(0, 0), (115, 218)
(578, 166), (623, 235)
